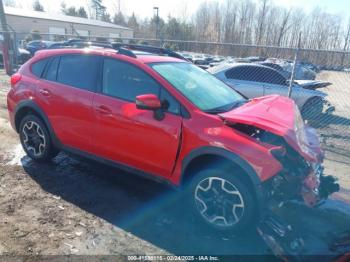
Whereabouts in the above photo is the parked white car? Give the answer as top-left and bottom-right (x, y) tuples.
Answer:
(208, 63), (332, 119)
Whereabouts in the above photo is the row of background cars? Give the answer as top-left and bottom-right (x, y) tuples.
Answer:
(3, 39), (336, 120)
(179, 51), (335, 120)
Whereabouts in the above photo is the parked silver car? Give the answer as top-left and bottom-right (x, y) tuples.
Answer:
(208, 63), (330, 119)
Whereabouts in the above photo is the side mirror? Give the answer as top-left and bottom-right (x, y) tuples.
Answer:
(136, 94), (161, 111)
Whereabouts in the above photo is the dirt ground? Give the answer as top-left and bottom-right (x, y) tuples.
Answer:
(0, 69), (349, 257)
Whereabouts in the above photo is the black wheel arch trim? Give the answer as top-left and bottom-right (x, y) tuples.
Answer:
(14, 100), (62, 148)
(181, 146), (267, 213)
(181, 146), (259, 184)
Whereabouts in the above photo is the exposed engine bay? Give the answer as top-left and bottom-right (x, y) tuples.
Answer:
(230, 123), (340, 207)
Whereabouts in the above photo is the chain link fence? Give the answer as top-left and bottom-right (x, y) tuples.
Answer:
(2, 31), (350, 68)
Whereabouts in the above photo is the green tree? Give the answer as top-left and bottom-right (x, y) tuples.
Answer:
(77, 7), (88, 18)
(65, 6), (77, 16)
(150, 15), (165, 38)
(91, 0), (106, 20)
(101, 11), (111, 22)
(33, 0), (44, 12)
(113, 12), (126, 26)
(61, 1), (67, 13)
(166, 16), (181, 39)
(127, 13), (139, 30)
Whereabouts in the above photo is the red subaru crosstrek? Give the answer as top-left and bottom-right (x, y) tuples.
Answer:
(7, 47), (337, 232)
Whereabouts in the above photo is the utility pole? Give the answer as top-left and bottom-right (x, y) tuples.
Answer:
(153, 6), (159, 40)
(288, 31), (302, 98)
(0, 0), (13, 75)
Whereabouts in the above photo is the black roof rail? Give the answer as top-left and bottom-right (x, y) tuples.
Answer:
(111, 43), (188, 61)
(69, 41), (113, 48)
(117, 47), (137, 58)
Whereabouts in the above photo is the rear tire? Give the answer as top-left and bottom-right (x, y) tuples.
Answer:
(19, 115), (59, 162)
(184, 169), (257, 234)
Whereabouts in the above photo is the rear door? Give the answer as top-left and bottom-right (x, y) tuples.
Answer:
(92, 58), (182, 178)
(37, 54), (101, 153)
(259, 67), (289, 97)
(224, 66), (264, 98)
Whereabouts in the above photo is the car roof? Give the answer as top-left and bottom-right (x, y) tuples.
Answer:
(33, 48), (185, 64)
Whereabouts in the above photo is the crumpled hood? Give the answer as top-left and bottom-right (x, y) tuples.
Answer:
(219, 95), (323, 162)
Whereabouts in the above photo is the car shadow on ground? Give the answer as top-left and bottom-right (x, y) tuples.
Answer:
(21, 152), (350, 257)
(22, 152), (272, 257)
(310, 113), (350, 128)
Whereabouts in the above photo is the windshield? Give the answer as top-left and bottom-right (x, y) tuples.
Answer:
(150, 62), (245, 113)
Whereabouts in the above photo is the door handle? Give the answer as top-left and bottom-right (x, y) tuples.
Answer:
(96, 105), (112, 115)
(39, 89), (51, 96)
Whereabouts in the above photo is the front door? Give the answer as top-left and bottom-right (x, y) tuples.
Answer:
(92, 58), (182, 178)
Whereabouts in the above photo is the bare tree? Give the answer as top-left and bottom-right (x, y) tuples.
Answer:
(276, 8), (292, 46)
(255, 0), (269, 45)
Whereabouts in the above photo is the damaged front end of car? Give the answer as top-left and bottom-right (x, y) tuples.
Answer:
(220, 95), (339, 208)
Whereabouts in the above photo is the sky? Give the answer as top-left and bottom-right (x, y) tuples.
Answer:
(12, 0), (350, 20)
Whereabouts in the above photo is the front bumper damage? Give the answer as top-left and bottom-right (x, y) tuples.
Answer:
(257, 160), (340, 258)
(263, 160), (339, 209)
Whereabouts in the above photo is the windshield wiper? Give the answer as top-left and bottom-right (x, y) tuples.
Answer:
(204, 100), (247, 114)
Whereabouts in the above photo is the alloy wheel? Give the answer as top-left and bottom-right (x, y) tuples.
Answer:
(22, 121), (46, 157)
(194, 177), (245, 228)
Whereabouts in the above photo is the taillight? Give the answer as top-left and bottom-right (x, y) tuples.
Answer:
(10, 73), (22, 88)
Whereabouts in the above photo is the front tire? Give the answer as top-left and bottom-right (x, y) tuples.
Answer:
(301, 97), (324, 120)
(185, 169), (257, 234)
(19, 115), (59, 162)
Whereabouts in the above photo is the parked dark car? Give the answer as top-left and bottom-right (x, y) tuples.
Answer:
(25, 40), (54, 55)
(17, 48), (31, 64)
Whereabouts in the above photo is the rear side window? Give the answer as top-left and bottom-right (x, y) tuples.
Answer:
(257, 67), (286, 85)
(57, 55), (100, 92)
(226, 66), (264, 82)
(31, 58), (49, 77)
(44, 56), (60, 81)
(226, 66), (286, 85)
(102, 58), (160, 101)
(225, 67), (251, 81)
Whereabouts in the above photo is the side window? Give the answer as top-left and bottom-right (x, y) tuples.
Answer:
(44, 57), (60, 81)
(225, 67), (245, 80)
(102, 58), (160, 101)
(31, 58), (49, 77)
(57, 55), (100, 91)
(243, 67), (264, 82)
(225, 67), (254, 81)
(160, 88), (181, 115)
(228, 66), (283, 84)
(259, 68), (286, 85)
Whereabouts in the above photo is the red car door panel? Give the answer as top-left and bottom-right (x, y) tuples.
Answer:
(35, 79), (95, 154)
(92, 93), (182, 178)
(35, 54), (100, 153)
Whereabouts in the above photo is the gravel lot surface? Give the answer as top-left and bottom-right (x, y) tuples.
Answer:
(0, 69), (349, 257)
